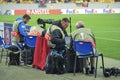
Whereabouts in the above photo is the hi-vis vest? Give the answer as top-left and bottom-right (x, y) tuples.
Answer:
(12, 20), (22, 43)
(71, 28), (96, 48)
(28, 26), (45, 36)
(45, 25), (65, 48)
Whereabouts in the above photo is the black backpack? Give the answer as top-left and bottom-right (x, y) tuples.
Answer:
(8, 45), (20, 65)
(64, 49), (83, 73)
(45, 49), (65, 74)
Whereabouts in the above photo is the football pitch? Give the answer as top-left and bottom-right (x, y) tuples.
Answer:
(0, 14), (120, 60)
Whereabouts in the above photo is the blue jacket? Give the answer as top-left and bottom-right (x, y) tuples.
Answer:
(16, 17), (28, 37)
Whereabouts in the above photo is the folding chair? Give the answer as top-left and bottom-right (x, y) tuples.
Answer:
(73, 41), (105, 78)
(23, 35), (37, 65)
(24, 36), (37, 48)
(0, 36), (11, 65)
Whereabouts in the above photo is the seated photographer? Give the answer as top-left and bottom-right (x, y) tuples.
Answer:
(45, 17), (70, 52)
(44, 18), (70, 74)
(71, 21), (96, 75)
(28, 18), (46, 37)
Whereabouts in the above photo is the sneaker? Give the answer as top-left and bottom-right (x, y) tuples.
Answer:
(89, 67), (95, 74)
(85, 68), (89, 75)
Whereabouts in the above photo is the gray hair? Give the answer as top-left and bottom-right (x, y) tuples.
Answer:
(76, 21), (85, 28)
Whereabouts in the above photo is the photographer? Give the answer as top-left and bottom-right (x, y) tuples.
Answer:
(9, 14), (31, 65)
(45, 18), (70, 74)
(71, 21), (95, 75)
(12, 14), (31, 44)
(45, 18), (70, 52)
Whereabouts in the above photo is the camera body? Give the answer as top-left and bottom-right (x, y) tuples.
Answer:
(104, 67), (120, 77)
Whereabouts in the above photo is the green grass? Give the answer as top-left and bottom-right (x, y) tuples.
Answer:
(0, 14), (120, 60)
(0, 57), (120, 80)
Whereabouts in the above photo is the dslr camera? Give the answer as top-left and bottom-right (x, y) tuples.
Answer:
(104, 67), (120, 77)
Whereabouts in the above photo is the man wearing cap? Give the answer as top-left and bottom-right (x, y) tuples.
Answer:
(71, 21), (95, 75)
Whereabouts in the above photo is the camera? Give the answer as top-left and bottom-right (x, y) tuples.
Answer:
(37, 18), (54, 24)
(104, 67), (120, 77)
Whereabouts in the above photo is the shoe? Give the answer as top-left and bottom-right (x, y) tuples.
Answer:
(80, 68), (84, 73)
(89, 67), (95, 74)
(85, 68), (89, 75)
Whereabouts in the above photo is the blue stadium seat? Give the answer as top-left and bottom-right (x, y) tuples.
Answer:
(24, 36), (37, 48)
(73, 40), (105, 78)
(22, 35), (37, 65)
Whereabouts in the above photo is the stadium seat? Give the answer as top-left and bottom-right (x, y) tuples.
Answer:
(73, 40), (105, 78)
(22, 35), (37, 65)
(20, 0), (33, 4)
(98, 0), (114, 3)
(24, 35), (37, 48)
(0, 0), (4, 4)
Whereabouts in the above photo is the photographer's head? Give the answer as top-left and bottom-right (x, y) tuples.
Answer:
(76, 21), (85, 29)
(61, 18), (70, 29)
(22, 14), (31, 24)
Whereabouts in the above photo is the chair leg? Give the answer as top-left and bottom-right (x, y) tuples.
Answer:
(101, 54), (105, 76)
(19, 49), (22, 65)
(95, 57), (98, 78)
(79, 58), (84, 73)
(24, 49), (27, 66)
(5, 49), (9, 65)
(73, 55), (77, 76)
(0, 48), (4, 63)
(19, 49), (25, 66)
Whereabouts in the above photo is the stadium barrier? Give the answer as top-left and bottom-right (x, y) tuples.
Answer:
(0, 9), (120, 15)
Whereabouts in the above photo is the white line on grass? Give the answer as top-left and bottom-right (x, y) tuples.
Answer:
(96, 37), (120, 42)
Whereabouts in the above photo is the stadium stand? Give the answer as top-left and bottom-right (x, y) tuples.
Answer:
(0, 2), (120, 10)
(0, 0), (120, 4)
(0, 0), (34, 4)
(0, 0), (120, 10)
(20, 0), (33, 3)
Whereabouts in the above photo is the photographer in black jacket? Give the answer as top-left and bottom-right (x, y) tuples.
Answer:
(45, 18), (70, 52)
(45, 18), (70, 74)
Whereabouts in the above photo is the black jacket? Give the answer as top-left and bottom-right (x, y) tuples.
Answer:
(50, 20), (68, 51)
